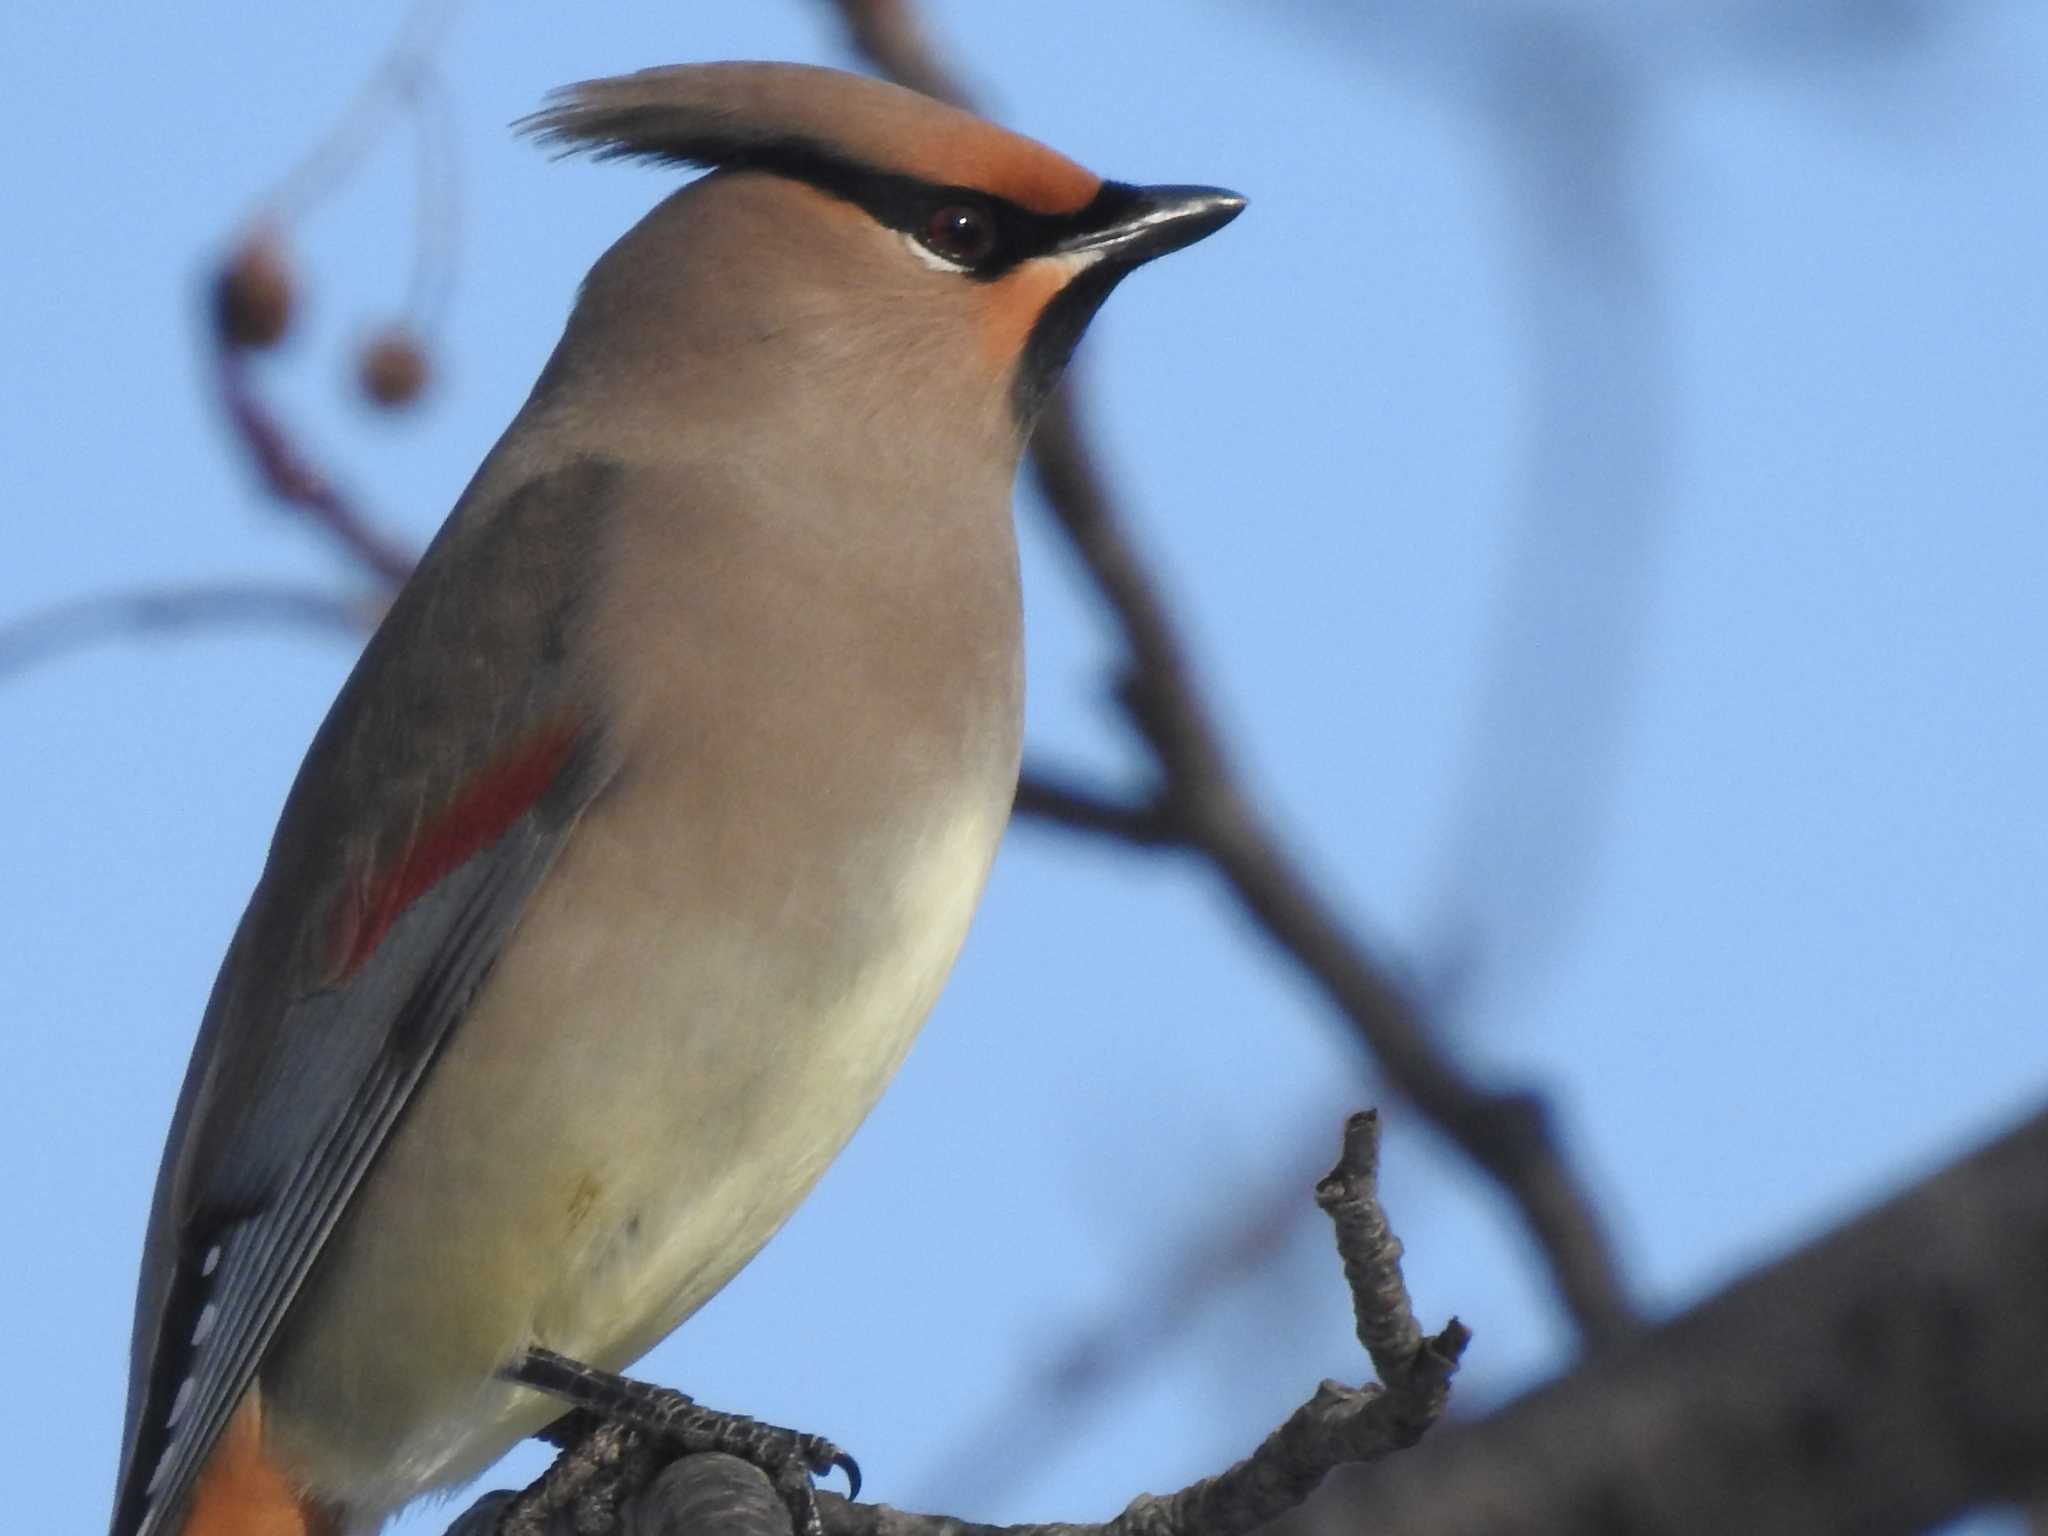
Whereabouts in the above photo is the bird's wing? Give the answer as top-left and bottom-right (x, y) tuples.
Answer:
(111, 456), (628, 1536)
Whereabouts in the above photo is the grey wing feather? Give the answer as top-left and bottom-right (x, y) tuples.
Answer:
(111, 458), (626, 1536)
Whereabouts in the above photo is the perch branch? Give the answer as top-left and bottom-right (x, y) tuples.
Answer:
(1277, 1101), (2048, 1536)
(445, 1110), (1465, 1536)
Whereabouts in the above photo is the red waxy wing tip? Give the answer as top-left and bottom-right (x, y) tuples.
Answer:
(331, 723), (581, 979)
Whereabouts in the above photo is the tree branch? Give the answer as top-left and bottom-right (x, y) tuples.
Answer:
(1277, 1102), (2048, 1535)
(449, 1100), (2048, 1536)
(0, 580), (373, 681)
(1010, 768), (1179, 849)
(447, 1111), (1466, 1536)
(213, 343), (418, 587)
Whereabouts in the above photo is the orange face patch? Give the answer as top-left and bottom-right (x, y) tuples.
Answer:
(976, 258), (1077, 371)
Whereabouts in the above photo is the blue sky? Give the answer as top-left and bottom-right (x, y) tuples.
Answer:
(3, 3), (2044, 1533)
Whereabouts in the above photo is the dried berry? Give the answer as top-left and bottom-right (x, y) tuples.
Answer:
(215, 238), (293, 350)
(360, 329), (429, 408)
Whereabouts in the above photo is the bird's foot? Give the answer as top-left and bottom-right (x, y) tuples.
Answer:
(489, 1415), (652, 1536)
(503, 1346), (859, 1536)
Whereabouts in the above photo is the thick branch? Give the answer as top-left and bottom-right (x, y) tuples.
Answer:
(632, 1459), (800, 1536)
(1278, 1102), (2048, 1535)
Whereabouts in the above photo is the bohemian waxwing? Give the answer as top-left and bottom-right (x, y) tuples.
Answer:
(111, 60), (1243, 1536)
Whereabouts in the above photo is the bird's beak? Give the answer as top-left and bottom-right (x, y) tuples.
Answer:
(1056, 184), (1247, 267)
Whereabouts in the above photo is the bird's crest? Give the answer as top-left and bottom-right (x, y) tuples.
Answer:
(520, 61), (1102, 218)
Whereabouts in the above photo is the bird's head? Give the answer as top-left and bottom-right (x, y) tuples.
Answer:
(521, 62), (1243, 456)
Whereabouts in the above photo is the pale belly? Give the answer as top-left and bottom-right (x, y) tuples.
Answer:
(260, 781), (1006, 1525)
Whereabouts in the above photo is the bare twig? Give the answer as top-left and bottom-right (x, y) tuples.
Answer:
(843, 1112), (1474, 1536)
(213, 345), (418, 587)
(257, 0), (467, 234)
(448, 1102), (2048, 1536)
(0, 580), (372, 681)
(1278, 1102), (2048, 1536)
(0, 269), (426, 696)
(1316, 1112), (1427, 1383)
(820, 0), (1635, 1350)
(394, 60), (465, 336)
(1011, 767), (1180, 848)
(821, 0), (973, 108)
(192, 0), (471, 585)
(446, 1110), (1465, 1536)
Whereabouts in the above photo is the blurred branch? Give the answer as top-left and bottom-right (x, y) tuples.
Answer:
(214, 343), (422, 585)
(447, 1112), (1468, 1536)
(0, 285), (415, 685)
(914, 1128), (1333, 1509)
(257, 0), (468, 240)
(0, 0), (471, 686)
(1414, 15), (1666, 1018)
(1276, 1101), (2048, 1536)
(821, 0), (1636, 1349)
(0, 581), (371, 682)
(821, 0), (973, 107)
(1011, 769), (1179, 848)
(1282, 0), (1969, 1023)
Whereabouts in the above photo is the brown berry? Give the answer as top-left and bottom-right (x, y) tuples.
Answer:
(215, 238), (293, 349)
(360, 329), (429, 409)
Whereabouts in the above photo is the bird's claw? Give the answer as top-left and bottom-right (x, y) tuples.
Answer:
(505, 1347), (861, 1532)
(830, 1449), (863, 1503)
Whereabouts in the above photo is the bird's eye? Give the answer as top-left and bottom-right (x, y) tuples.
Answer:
(918, 203), (999, 268)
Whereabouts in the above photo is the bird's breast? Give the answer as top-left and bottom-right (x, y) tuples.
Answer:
(263, 767), (1011, 1514)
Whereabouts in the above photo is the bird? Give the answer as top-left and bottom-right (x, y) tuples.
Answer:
(109, 60), (1243, 1536)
